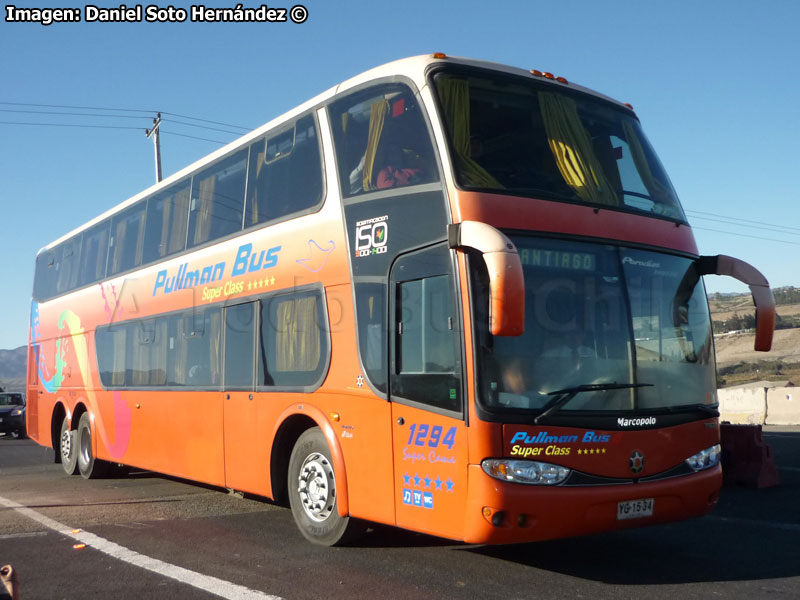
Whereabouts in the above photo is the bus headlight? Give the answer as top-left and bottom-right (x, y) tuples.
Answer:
(481, 459), (570, 485)
(685, 444), (721, 472)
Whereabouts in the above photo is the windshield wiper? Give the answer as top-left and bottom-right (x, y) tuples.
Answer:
(657, 403), (719, 416)
(534, 382), (653, 425)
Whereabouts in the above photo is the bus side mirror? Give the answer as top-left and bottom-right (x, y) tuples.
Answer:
(448, 221), (525, 336)
(696, 255), (775, 352)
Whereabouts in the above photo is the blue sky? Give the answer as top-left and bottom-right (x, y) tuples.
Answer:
(1, 0), (798, 350)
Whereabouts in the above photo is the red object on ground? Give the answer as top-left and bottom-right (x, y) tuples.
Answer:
(720, 424), (780, 489)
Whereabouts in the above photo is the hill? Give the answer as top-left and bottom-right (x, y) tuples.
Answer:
(0, 346), (26, 392)
(710, 288), (800, 386)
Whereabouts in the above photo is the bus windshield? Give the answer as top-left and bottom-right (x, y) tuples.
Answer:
(433, 70), (685, 221)
(475, 236), (716, 416)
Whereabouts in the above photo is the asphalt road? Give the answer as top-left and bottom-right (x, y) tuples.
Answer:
(1, 428), (799, 600)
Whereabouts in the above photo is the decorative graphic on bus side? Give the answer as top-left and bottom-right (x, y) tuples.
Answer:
(296, 239), (336, 272)
(354, 215), (388, 258)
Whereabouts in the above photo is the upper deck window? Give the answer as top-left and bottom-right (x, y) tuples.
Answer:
(329, 83), (439, 197)
(244, 114), (323, 227)
(432, 70), (685, 221)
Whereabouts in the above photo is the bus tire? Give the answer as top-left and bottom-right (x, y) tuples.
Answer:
(76, 413), (109, 479)
(287, 427), (364, 546)
(59, 415), (78, 475)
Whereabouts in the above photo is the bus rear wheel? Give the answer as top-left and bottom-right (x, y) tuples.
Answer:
(287, 427), (364, 546)
(59, 416), (78, 475)
(77, 413), (109, 479)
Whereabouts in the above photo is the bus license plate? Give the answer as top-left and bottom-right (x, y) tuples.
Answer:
(617, 498), (654, 520)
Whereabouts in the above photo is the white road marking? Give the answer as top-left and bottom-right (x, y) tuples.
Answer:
(707, 515), (800, 533)
(0, 494), (283, 600)
(0, 531), (49, 540)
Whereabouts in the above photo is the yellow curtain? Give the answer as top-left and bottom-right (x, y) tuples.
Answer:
(112, 328), (126, 386)
(437, 77), (501, 188)
(362, 100), (388, 191)
(174, 318), (188, 385)
(150, 320), (167, 385)
(276, 297), (320, 372)
(193, 177), (216, 245)
(132, 324), (149, 386)
(208, 311), (221, 385)
(621, 121), (669, 201)
(157, 197), (172, 259)
(249, 150), (266, 225)
(539, 92), (618, 206)
(133, 211), (145, 266)
(169, 188), (190, 254)
(110, 220), (126, 274)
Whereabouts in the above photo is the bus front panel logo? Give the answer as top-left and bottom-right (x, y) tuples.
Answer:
(629, 450), (645, 474)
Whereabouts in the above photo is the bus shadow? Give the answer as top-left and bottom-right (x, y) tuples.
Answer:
(464, 516), (800, 584)
(351, 523), (458, 549)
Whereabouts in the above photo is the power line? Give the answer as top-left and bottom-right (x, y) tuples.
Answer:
(162, 118), (244, 136)
(0, 101), (252, 131)
(686, 209), (800, 233)
(0, 101), (155, 114)
(692, 226), (800, 246)
(160, 111), (251, 131)
(0, 108), (151, 120)
(160, 130), (229, 145)
(1, 108), (247, 136)
(688, 214), (800, 238)
(0, 121), (143, 130)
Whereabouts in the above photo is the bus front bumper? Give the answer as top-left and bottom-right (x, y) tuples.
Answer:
(463, 463), (722, 545)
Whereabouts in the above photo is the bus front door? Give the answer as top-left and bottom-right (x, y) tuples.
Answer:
(390, 244), (468, 539)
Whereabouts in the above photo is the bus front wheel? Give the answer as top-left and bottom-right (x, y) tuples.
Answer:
(287, 427), (364, 546)
(59, 416), (78, 475)
(77, 413), (109, 479)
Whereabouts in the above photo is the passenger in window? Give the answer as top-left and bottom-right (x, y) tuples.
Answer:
(376, 144), (426, 189)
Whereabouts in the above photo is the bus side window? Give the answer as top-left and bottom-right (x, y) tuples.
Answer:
(244, 114), (323, 228)
(54, 237), (81, 295)
(78, 219), (110, 287)
(259, 290), (328, 388)
(108, 201), (146, 277)
(188, 149), (248, 248)
(391, 244), (462, 413)
(143, 180), (191, 264)
(224, 302), (257, 390)
(354, 283), (386, 392)
(329, 83), (438, 197)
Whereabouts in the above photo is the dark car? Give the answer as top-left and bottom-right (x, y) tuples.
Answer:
(0, 393), (26, 438)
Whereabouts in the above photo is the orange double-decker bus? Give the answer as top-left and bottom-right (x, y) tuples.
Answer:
(27, 54), (776, 546)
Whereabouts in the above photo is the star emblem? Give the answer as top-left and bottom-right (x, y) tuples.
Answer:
(446, 478), (454, 492)
(356, 375), (364, 388)
(413, 474), (421, 487)
(629, 450), (645, 474)
(434, 477), (442, 489)
(403, 473), (410, 485)
(423, 475), (431, 488)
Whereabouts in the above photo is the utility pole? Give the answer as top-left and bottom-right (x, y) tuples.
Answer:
(145, 113), (163, 183)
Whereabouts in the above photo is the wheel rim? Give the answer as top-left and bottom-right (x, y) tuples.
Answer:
(61, 428), (72, 460)
(79, 426), (91, 467)
(297, 452), (335, 522)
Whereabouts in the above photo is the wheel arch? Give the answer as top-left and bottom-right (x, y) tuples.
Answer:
(270, 405), (349, 517)
(50, 402), (67, 462)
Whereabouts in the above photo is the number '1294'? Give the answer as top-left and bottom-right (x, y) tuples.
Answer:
(407, 424), (456, 450)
